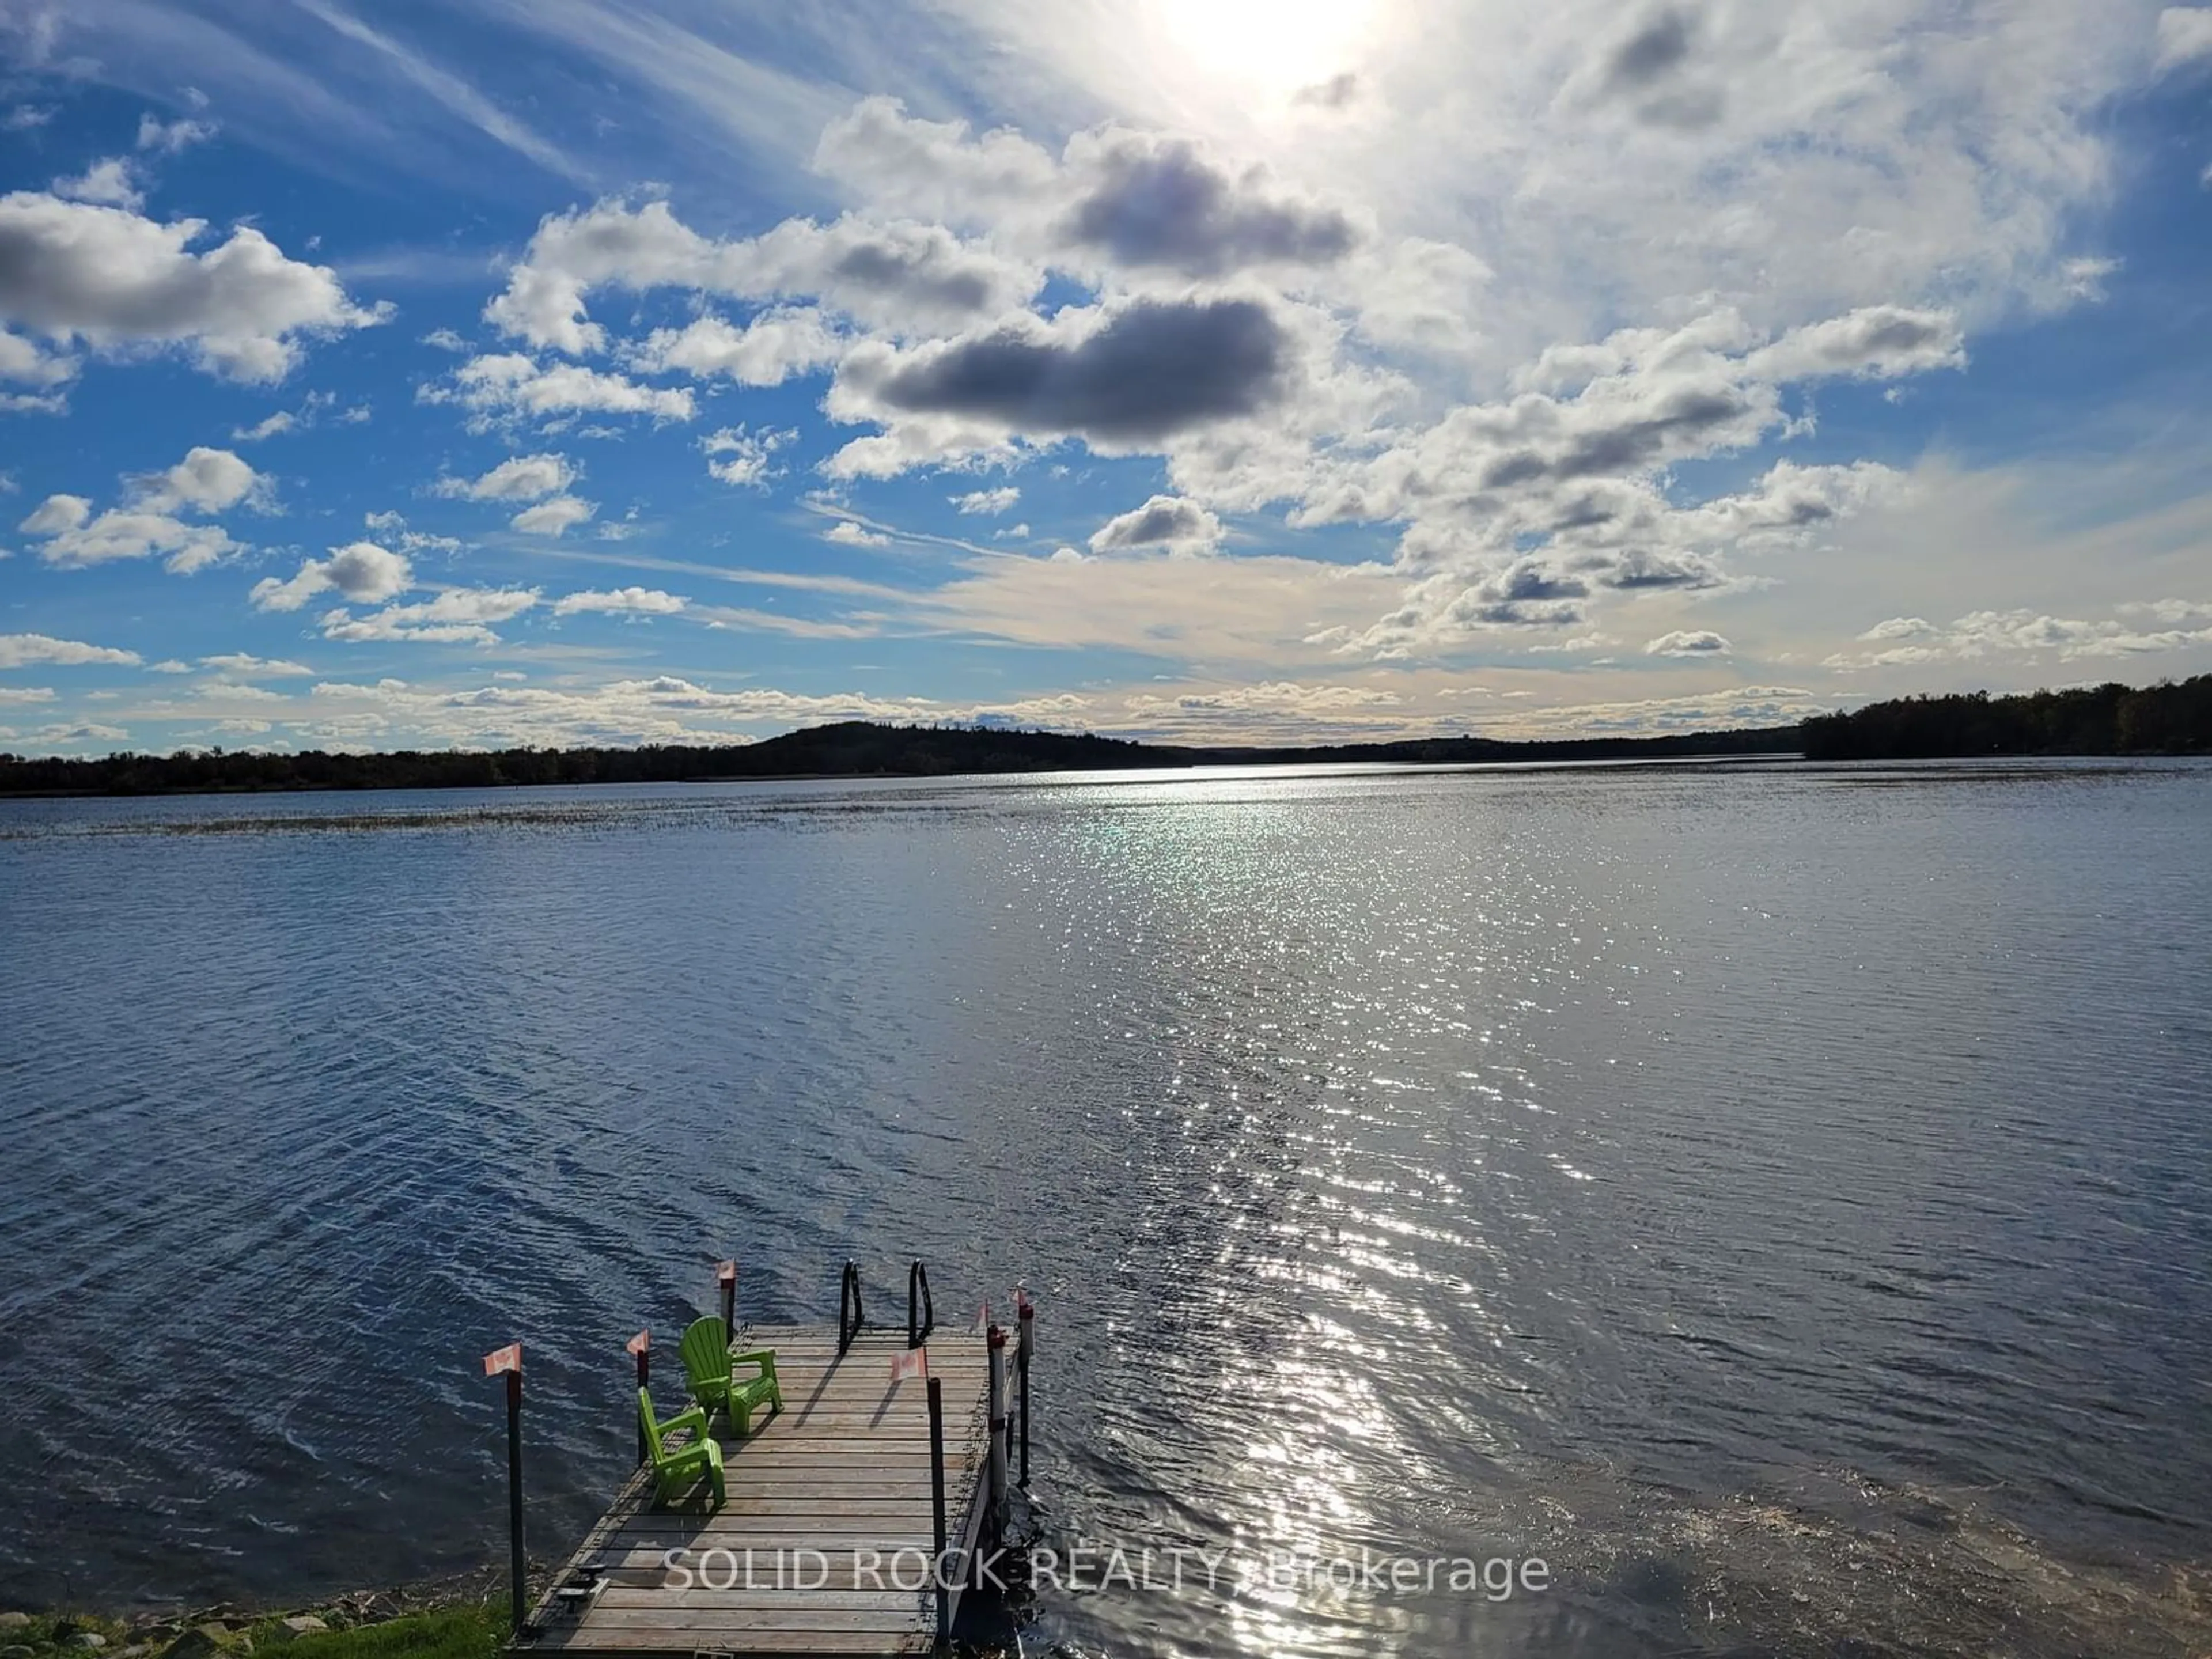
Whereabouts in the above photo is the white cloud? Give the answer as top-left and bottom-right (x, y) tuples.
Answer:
(0, 191), (388, 381)
(631, 307), (843, 386)
(232, 410), (295, 442)
(31, 512), (237, 573)
(319, 585), (540, 645)
(1646, 630), (1732, 656)
(552, 586), (687, 615)
(486, 198), (1038, 355)
(252, 541), (415, 611)
(201, 653), (312, 677)
(814, 99), (1366, 283)
(435, 452), (576, 501)
(702, 425), (794, 488)
(19, 495), (90, 536)
(823, 520), (890, 547)
(52, 158), (143, 211)
(18, 447), (264, 573)
(510, 493), (596, 536)
(130, 446), (267, 514)
(1744, 307), (1966, 384)
(0, 328), (77, 403)
(137, 113), (216, 153)
(423, 353), (694, 426)
(2156, 7), (2212, 71)
(1827, 603), (2212, 666)
(301, 673), (952, 747)
(1090, 495), (1225, 557)
(1126, 680), (1400, 715)
(951, 486), (1020, 514)
(4, 721), (131, 751)
(0, 632), (142, 668)
(354, 509), (462, 560)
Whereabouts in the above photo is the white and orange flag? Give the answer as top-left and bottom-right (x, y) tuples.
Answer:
(716, 1260), (737, 1287)
(890, 1346), (929, 1385)
(482, 1342), (522, 1376)
(625, 1329), (650, 1357)
(971, 1299), (990, 1335)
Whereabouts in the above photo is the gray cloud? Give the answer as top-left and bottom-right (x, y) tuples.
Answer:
(1606, 7), (1696, 90)
(857, 297), (1291, 444)
(1588, 5), (1724, 130)
(1586, 547), (1723, 589)
(1450, 559), (1591, 626)
(1090, 494), (1224, 555)
(1476, 380), (1760, 491)
(827, 232), (997, 315)
(1747, 305), (1964, 382)
(1293, 72), (1362, 110)
(1059, 135), (1359, 276)
(1646, 628), (1730, 655)
(486, 199), (1036, 354)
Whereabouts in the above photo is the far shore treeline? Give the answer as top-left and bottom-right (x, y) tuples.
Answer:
(0, 675), (2205, 798)
(1797, 675), (2211, 760)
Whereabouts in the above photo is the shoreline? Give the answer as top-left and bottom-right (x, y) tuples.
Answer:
(0, 1563), (505, 1634)
(0, 1567), (518, 1659)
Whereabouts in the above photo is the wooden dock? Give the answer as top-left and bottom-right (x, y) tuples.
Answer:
(519, 1306), (1019, 1659)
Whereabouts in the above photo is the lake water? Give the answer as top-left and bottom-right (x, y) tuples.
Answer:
(2, 759), (2209, 1656)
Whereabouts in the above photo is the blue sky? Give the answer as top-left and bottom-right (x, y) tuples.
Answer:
(2, 0), (2210, 754)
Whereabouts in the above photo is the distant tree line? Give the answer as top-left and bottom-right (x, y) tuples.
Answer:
(1798, 675), (2212, 759)
(3, 676), (2203, 797)
(0, 719), (1795, 798)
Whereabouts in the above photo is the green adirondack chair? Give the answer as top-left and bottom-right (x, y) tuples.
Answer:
(678, 1316), (783, 1437)
(637, 1387), (724, 1509)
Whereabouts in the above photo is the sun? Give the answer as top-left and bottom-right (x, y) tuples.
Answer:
(1149, 0), (1377, 96)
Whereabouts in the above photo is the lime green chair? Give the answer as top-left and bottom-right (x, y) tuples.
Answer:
(638, 1387), (724, 1509)
(678, 1316), (783, 1437)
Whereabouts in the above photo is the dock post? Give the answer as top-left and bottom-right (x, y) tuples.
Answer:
(483, 1342), (527, 1636)
(907, 1259), (934, 1347)
(927, 1376), (949, 1652)
(987, 1325), (1009, 1537)
(839, 1260), (863, 1356)
(717, 1260), (737, 1343)
(507, 1368), (526, 1633)
(626, 1330), (650, 1465)
(1017, 1294), (1033, 1488)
